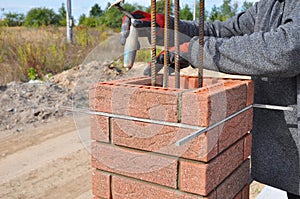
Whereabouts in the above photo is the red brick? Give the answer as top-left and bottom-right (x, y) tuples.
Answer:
(181, 81), (247, 127)
(112, 176), (216, 199)
(126, 86), (180, 122)
(203, 77), (219, 87)
(168, 76), (199, 89)
(92, 169), (111, 199)
(222, 81), (247, 116)
(244, 80), (254, 106)
(218, 108), (253, 152)
(112, 118), (218, 162)
(90, 115), (109, 142)
(181, 127), (219, 162)
(91, 82), (182, 123)
(243, 133), (252, 160)
(89, 83), (115, 112)
(241, 184), (250, 199)
(179, 138), (244, 195)
(233, 192), (242, 199)
(118, 75), (163, 87)
(91, 141), (178, 188)
(181, 88), (210, 127)
(216, 159), (250, 199)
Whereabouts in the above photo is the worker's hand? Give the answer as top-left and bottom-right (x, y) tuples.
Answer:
(144, 42), (194, 76)
(120, 10), (165, 46)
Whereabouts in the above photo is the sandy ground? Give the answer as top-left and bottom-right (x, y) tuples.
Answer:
(0, 113), (264, 199)
(0, 116), (92, 199)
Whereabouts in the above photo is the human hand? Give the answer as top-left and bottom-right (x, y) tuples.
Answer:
(143, 42), (194, 76)
(120, 10), (165, 46)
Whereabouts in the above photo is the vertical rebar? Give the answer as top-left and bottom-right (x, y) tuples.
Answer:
(174, 0), (180, 88)
(163, 0), (170, 88)
(198, 0), (204, 88)
(151, 0), (157, 86)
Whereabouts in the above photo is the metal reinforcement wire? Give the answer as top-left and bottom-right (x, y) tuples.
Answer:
(198, 0), (205, 88)
(174, 0), (180, 88)
(163, 0), (170, 88)
(151, 0), (157, 86)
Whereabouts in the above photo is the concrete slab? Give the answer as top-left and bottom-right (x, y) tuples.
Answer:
(256, 186), (287, 199)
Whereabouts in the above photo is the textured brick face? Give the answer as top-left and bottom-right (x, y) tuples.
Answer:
(112, 176), (216, 199)
(216, 159), (250, 199)
(90, 115), (110, 142)
(112, 118), (219, 162)
(218, 108), (253, 152)
(181, 81), (248, 127)
(91, 142), (178, 188)
(92, 169), (111, 199)
(90, 76), (254, 199)
(180, 138), (244, 195)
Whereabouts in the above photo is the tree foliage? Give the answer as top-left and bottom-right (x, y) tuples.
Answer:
(98, 3), (137, 29)
(23, 7), (60, 27)
(58, 3), (67, 26)
(0, 0), (254, 28)
(3, 12), (24, 26)
(208, 0), (237, 21)
(241, 1), (253, 12)
(208, 0), (253, 22)
(180, 4), (193, 20)
(146, 0), (174, 15)
(89, 3), (103, 17)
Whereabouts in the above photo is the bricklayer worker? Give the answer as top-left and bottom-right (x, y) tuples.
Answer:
(120, 0), (300, 198)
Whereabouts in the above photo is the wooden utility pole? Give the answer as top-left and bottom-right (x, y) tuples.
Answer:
(66, 0), (73, 43)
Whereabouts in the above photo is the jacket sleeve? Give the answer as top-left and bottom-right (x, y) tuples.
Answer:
(188, 22), (300, 77)
(173, 2), (257, 38)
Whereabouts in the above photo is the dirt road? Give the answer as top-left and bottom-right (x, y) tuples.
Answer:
(0, 116), (92, 199)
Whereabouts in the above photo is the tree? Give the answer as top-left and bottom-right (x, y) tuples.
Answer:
(3, 12), (24, 26)
(24, 7), (60, 27)
(146, 0), (174, 15)
(78, 14), (86, 25)
(208, 0), (237, 22)
(99, 3), (138, 29)
(241, 1), (253, 12)
(180, 4), (193, 20)
(89, 3), (103, 17)
(58, 3), (66, 26)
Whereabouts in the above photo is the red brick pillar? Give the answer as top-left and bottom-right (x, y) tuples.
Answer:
(89, 75), (254, 199)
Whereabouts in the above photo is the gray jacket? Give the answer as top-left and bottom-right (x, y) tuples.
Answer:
(179, 0), (300, 195)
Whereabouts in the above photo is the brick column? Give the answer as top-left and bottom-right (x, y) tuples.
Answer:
(89, 75), (254, 199)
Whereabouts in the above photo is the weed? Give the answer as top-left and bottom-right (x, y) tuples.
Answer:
(27, 67), (37, 80)
(0, 26), (106, 83)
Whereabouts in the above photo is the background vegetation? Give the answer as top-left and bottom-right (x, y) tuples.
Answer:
(0, 0), (253, 83)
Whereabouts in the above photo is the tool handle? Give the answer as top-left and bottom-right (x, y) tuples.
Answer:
(116, 5), (134, 19)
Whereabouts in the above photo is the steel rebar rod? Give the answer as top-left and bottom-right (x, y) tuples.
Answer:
(174, 0), (180, 88)
(163, 0), (171, 87)
(198, 0), (205, 88)
(151, 0), (157, 86)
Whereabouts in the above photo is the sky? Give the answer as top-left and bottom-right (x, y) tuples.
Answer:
(0, 0), (258, 21)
